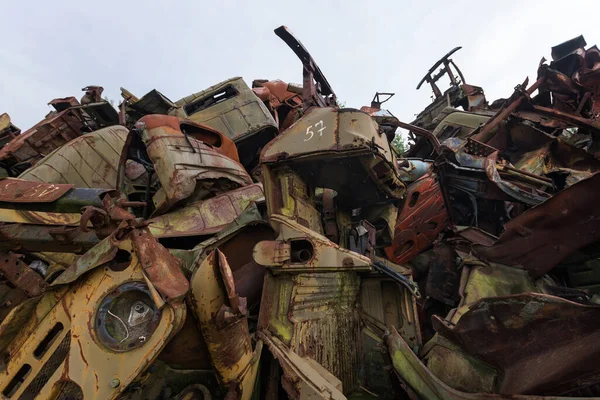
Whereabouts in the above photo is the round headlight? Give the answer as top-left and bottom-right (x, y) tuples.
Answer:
(95, 282), (162, 352)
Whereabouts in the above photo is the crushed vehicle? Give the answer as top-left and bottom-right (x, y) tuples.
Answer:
(0, 26), (598, 400)
(0, 88), (119, 178)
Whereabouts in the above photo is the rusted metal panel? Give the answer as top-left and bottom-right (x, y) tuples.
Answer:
(262, 107), (389, 162)
(385, 327), (583, 400)
(129, 88), (173, 113)
(175, 77), (278, 170)
(252, 79), (303, 131)
(50, 224), (189, 307)
(259, 332), (346, 400)
(0, 181), (111, 216)
(261, 107), (405, 204)
(259, 270), (362, 395)
(0, 252), (47, 297)
(0, 209), (82, 227)
(49, 232), (118, 286)
(48, 96), (80, 111)
(472, 77), (546, 144)
(448, 259), (538, 324)
(0, 87), (119, 177)
(474, 173), (600, 277)
(433, 293), (600, 395)
(0, 295), (48, 355)
(134, 115), (252, 214)
(176, 77), (277, 144)
(139, 114), (241, 163)
(0, 178), (72, 203)
(0, 223), (100, 254)
(512, 139), (600, 189)
(430, 110), (492, 145)
(18, 125), (129, 189)
(360, 276), (422, 351)
(439, 137), (552, 206)
(189, 250), (254, 390)
(422, 333), (498, 394)
(182, 204), (273, 311)
(148, 183), (264, 238)
(130, 227), (189, 303)
(0, 109), (84, 170)
(261, 166), (325, 234)
(253, 215), (371, 273)
(385, 173), (448, 264)
(256, 215), (370, 396)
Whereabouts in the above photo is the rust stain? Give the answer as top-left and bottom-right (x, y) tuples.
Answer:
(77, 337), (88, 367)
(0, 178), (73, 203)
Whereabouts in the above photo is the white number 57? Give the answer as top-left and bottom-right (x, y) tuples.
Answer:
(304, 120), (326, 142)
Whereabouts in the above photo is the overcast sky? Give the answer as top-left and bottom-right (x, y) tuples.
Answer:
(1, 0), (598, 132)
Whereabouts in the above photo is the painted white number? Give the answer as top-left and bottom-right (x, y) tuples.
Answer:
(305, 126), (314, 141)
(304, 120), (326, 142)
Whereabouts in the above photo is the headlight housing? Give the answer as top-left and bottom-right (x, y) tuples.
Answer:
(95, 281), (162, 352)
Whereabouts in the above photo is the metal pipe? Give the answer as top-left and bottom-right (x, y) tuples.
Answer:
(499, 170), (554, 188)
(500, 164), (553, 183)
(473, 76), (546, 143)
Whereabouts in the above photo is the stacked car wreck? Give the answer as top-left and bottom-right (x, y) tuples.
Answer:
(0, 27), (598, 400)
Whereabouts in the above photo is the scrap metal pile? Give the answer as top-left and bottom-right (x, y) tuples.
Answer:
(0, 27), (599, 400)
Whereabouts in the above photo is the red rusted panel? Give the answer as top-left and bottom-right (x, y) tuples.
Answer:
(252, 79), (303, 130)
(130, 227), (189, 302)
(0, 252), (47, 297)
(474, 172), (600, 277)
(0, 178), (73, 203)
(259, 80), (302, 108)
(137, 114), (240, 163)
(385, 174), (448, 264)
(48, 96), (80, 111)
(0, 109), (84, 165)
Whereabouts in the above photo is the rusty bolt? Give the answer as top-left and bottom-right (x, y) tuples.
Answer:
(109, 378), (120, 388)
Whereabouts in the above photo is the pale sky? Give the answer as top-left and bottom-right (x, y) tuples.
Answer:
(2, 0), (599, 131)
